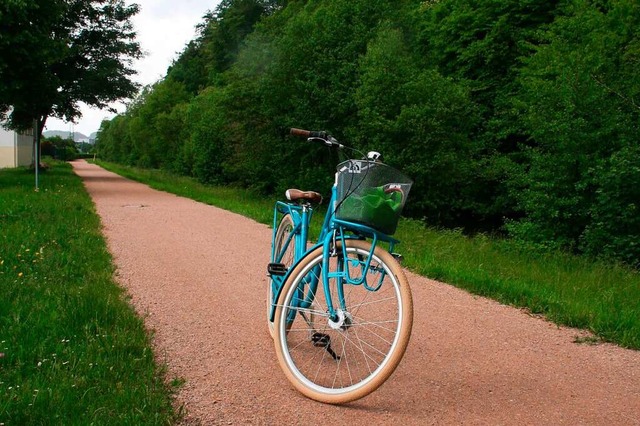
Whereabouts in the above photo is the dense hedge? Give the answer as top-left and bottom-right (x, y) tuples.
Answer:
(96, 0), (640, 268)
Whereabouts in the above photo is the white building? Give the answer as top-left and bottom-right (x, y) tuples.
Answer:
(0, 125), (34, 168)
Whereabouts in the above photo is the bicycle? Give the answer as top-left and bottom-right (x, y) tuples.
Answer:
(267, 128), (414, 404)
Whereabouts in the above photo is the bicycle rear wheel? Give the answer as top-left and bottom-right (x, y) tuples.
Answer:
(273, 239), (413, 404)
(268, 214), (296, 337)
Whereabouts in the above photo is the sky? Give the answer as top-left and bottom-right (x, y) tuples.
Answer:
(46, 0), (222, 137)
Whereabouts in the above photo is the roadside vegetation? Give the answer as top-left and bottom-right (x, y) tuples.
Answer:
(0, 161), (179, 424)
(93, 0), (639, 349)
(96, 161), (640, 350)
(96, 0), (640, 270)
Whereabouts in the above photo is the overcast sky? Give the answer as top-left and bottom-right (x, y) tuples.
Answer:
(46, 0), (221, 137)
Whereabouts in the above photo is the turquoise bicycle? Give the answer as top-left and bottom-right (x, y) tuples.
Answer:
(267, 128), (414, 404)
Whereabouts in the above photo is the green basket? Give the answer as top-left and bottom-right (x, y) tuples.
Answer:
(335, 160), (412, 235)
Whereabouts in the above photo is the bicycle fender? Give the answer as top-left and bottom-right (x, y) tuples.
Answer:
(269, 242), (324, 323)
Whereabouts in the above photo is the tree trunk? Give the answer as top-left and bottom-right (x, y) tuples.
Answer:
(37, 115), (48, 141)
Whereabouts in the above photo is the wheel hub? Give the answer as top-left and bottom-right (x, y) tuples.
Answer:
(328, 309), (353, 330)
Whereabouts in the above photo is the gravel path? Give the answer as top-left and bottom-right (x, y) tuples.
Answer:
(72, 160), (640, 425)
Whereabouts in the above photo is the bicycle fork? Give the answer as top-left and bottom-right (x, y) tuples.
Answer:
(301, 230), (382, 362)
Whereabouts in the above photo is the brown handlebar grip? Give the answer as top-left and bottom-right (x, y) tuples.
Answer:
(290, 128), (311, 138)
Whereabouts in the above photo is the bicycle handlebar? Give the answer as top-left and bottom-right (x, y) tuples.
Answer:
(290, 128), (344, 149)
(290, 128), (325, 139)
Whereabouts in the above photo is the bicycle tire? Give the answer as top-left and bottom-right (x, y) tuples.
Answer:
(268, 214), (297, 337)
(273, 239), (413, 404)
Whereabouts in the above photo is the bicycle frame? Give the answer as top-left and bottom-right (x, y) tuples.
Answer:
(268, 129), (413, 404)
(269, 170), (400, 323)
(270, 201), (313, 262)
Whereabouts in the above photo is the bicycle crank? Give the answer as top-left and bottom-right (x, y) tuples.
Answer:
(311, 332), (340, 361)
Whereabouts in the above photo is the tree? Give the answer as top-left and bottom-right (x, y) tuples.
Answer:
(41, 135), (79, 160)
(507, 0), (640, 262)
(0, 0), (142, 136)
(416, 0), (564, 229)
(355, 26), (479, 225)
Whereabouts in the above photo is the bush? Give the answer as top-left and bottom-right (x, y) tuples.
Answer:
(581, 145), (640, 268)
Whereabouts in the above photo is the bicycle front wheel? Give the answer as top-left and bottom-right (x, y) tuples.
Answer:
(273, 239), (413, 404)
(268, 213), (296, 337)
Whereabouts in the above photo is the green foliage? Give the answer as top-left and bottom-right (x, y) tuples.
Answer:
(582, 145), (640, 268)
(419, 0), (560, 106)
(167, 40), (211, 95)
(186, 86), (232, 184)
(41, 135), (79, 160)
(166, 0), (281, 91)
(205, 0), (275, 76)
(0, 0), (142, 135)
(356, 26), (479, 224)
(95, 115), (133, 165)
(95, 0), (640, 268)
(132, 80), (192, 169)
(508, 0), (640, 263)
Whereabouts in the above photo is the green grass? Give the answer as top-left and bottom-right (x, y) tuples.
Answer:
(96, 161), (640, 350)
(0, 162), (180, 424)
(95, 161), (276, 225)
(394, 223), (640, 349)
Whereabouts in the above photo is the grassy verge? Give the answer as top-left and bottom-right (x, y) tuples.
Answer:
(0, 161), (179, 424)
(95, 161), (276, 225)
(394, 223), (640, 349)
(95, 161), (640, 350)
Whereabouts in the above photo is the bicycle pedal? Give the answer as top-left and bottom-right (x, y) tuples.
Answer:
(391, 253), (404, 263)
(311, 332), (340, 361)
(267, 263), (288, 276)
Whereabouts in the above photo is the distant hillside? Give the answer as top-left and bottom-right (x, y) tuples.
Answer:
(43, 130), (91, 142)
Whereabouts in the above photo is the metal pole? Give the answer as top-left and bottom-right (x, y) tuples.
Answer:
(35, 119), (39, 192)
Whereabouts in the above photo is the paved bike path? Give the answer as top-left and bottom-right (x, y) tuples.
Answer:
(72, 160), (639, 425)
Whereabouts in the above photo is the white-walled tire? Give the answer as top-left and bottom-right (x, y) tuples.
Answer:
(273, 240), (413, 404)
(268, 214), (296, 338)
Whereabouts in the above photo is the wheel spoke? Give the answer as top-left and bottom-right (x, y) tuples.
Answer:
(274, 241), (412, 403)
